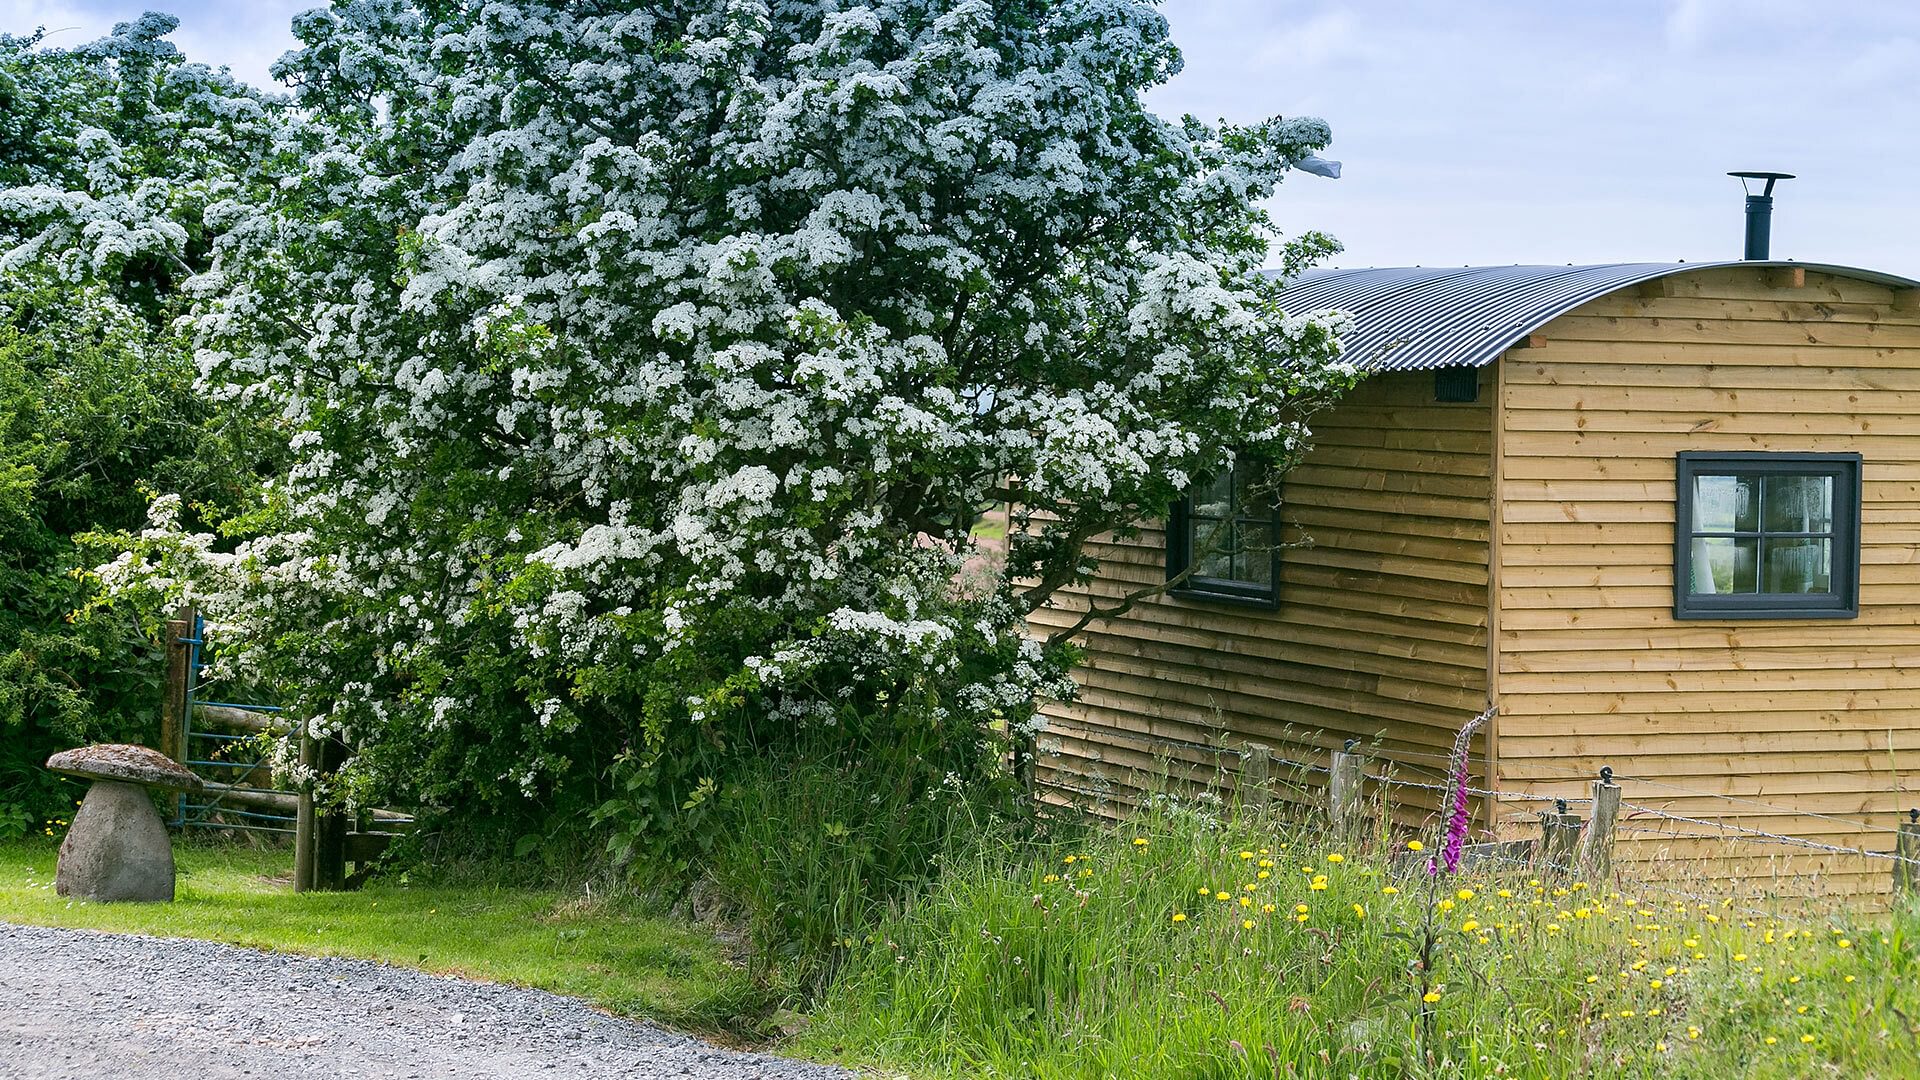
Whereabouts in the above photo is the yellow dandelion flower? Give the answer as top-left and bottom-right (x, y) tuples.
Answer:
(1423, 990), (1442, 1004)
(1407, 840), (1425, 851)
(1310, 880), (1328, 892)
(1240, 896), (1253, 908)
(1257, 870), (1271, 880)
(1295, 903), (1309, 915)
(1800, 1035), (1815, 1044)
(1242, 918), (1255, 930)
(1132, 838), (1149, 847)
(1064, 855), (1077, 865)
(1839, 938), (1852, 949)
(1764, 1037), (1777, 1046)
(1497, 889), (1513, 899)
(1844, 974), (1856, 983)
(1294, 913), (1309, 923)
(1438, 898), (1455, 912)
(1457, 888), (1475, 901)
(1171, 912), (1187, 923)
(1649, 980), (1663, 989)
(1239, 850), (1255, 860)
(1683, 938), (1699, 949)
(1327, 853), (1345, 863)
(1352, 903), (1367, 919)
(1461, 920), (1479, 933)
(1381, 885), (1400, 896)
(1199, 887), (1213, 896)
(1688, 1026), (1701, 1040)
(1262, 903), (1276, 914)
(1257, 858), (1274, 868)
(1216, 891), (1231, 901)
(1796, 1006), (1808, 1015)
(1733, 953), (1748, 962)
(1584, 975), (1599, 984)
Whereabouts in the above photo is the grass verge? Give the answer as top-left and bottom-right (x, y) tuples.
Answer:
(800, 804), (1920, 1079)
(0, 837), (767, 1038)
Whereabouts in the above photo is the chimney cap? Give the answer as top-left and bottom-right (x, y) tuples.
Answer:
(1728, 170), (1796, 181)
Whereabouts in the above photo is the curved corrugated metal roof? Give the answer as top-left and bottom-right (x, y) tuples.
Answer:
(1273, 262), (1920, 372)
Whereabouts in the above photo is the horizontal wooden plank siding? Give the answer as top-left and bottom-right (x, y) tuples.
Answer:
(1031, 370), (1494, 820)
(1493, 266), (1920, 902)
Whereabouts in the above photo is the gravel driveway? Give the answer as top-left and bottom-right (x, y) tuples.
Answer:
(0, 923), (852, 1079)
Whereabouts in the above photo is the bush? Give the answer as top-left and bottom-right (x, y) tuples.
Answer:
(700, 732), (1029, 996)
(802, 799), (1920, 1079)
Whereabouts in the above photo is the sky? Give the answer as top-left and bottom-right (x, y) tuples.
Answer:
(5, 0), (1917, 276)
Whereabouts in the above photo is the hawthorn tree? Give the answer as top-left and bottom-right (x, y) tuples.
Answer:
(77, 1), (1358, 858)
(0, 14), (276, 834)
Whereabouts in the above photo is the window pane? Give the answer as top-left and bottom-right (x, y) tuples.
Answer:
(1194, 544), (1233, 581)
(1761, 537), (1832, 594)
(1192, 472), (1233, 520)
(1237, 522), (1273, 586)
(1689, 536), (1758, 594)
(1762, 474), (1833, 533)
(1692, 474), (1758, 533)
(1234, 464), (1276, 518)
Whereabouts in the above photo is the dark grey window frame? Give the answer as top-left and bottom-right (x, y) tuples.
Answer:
(1166, 463), (1283, 608)
(1673, 451), (1862, 620)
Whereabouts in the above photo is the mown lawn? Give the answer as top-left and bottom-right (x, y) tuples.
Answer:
(0, 838), (766, 1038)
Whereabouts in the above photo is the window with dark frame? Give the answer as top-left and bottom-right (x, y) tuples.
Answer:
(1167, 461), (1282, 606)
(1673, 452), (1861, 620)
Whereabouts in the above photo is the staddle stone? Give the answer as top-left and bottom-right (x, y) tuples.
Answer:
(46, 744), (202, 903)
(55, 780), (177, 902)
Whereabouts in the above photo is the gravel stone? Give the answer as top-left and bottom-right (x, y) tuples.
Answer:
(0, 923), (852, 1080)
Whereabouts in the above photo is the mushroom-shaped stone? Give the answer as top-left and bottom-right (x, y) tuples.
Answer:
(46, 744), (203, 903)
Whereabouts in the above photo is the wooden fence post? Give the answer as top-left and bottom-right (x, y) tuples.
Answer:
(1577, 767), (1620, 885)
(1537, 798), (1582, 877)
(1329, 740), (1365, 842)
(1239, 743), (1271, 811)
(294, 718), (316, 893)
(160, 606), (193, 765)
(1896, 809), (1920, 898)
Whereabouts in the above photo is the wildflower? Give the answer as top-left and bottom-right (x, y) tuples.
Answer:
(1649, 980), (1662, 990)
(1352, 903), (1366, 919)
(1799, 1034), (1815, 1044)
(1407, 840), (1424, 851)
(1262, 903), (1276, 914)
(1171, 912), (1187, 923)
(1457, 888), (1475, 901)
(1216, 891), (1231, 901)
(1844, 975), (1856, 983)
(1240, 897), (1252, 908)
(1327, 853), (1345, 864)
(1656, 1042), (1668, 1052)
(1310, 879), (1328, 892)
(1764, 1037), (1777, 1046)
(1132, 838), (1149, 847)
(1295, 903), (1309, 915)
(1423, 990), (1442, 1004)
(1683, 938), (1699, 949)
(1460, 920), (1479, 933)
(1585, 975), (1599, 984)
(1257, 858), (1274, 868)
(1733, 953), (1748, 962)
(1063, 855), (1076, 865)
(1198, 887), (1212, 896)
(1256, 870), (1270, 880)
(1242, 919), (1255, 930)
(1438, 898), (1455, 912)
(1239, 850), (1255, 860)
(1381, 886), (1399, 896)
(1838, 939), (1852, 949)
(1496, 889), (1513, 898)
(1042, 874), (1060, 884)
(1688, 1026), (1701, 1040)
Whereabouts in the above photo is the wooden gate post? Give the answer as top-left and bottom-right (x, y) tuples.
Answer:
(1239, 744), (1272, 811)
(160, 606), (193, 765)
(1577, 767), (1621, 886)
(1537, 798), (1582, 877)
(1896, 809), (1920, 898)
(1329, 740), (1366, 843)
(295, 719), (349, 893)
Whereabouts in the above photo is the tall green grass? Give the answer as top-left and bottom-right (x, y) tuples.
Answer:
(801, 801), (1920, 1079)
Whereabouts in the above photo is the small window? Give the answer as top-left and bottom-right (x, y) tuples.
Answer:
(1167, 461), (1281, 606)
(1674, 452), (1861, 620)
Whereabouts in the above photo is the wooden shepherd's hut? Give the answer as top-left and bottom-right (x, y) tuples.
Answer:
(1030, 255), (1920, 902)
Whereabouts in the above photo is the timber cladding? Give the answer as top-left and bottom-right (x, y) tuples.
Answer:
(1028, 367), (1495, 820)
(1034, 262), (1920, 903)
(1496, 265), (1920, 901)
